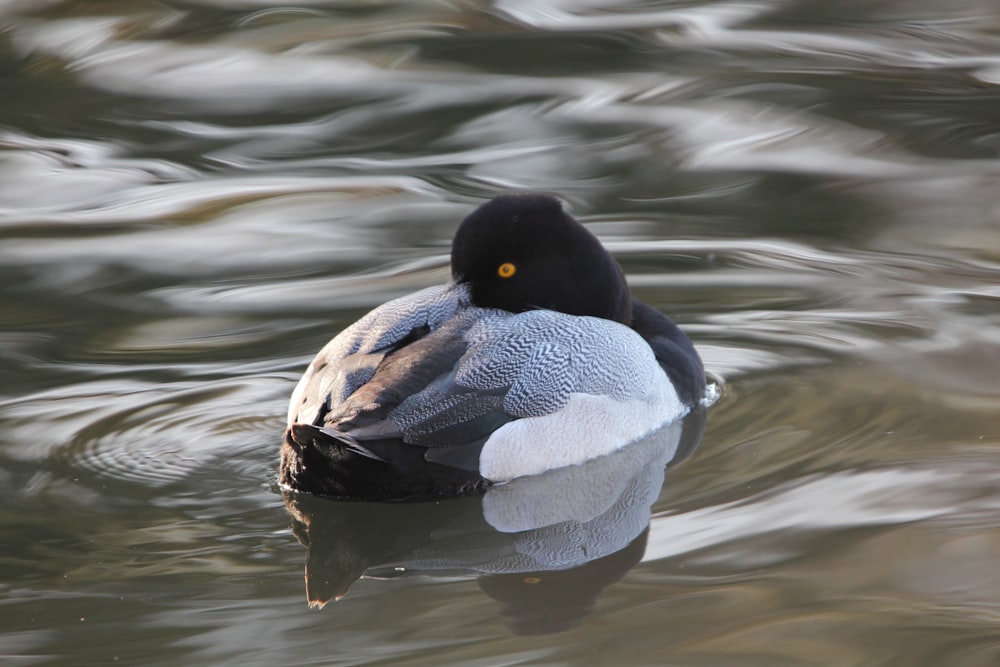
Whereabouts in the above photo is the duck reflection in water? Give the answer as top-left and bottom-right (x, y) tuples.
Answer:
(283, 405), (705, 635)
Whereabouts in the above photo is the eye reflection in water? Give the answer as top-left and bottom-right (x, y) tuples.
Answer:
(282, 406), (705, 635)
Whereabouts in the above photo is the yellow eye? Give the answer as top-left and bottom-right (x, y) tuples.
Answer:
(497, 262), (517, 279)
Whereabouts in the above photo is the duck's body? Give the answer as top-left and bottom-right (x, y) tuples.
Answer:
(280, 194), (705, 501)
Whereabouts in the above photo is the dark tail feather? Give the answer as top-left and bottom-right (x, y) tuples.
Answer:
(280, 423), (488, 502)
(312, 425), (384, 461)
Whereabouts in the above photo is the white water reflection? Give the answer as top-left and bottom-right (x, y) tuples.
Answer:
(0, 132), (440, 225)
(497, 0), (768, 32)
(645, 467), (990, 564)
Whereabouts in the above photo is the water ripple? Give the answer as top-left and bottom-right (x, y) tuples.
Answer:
(0, 131), (442, 226)
(3, 0), (1000, 661)
(0, 375), (286, 491)
(496, 0), (768, 32)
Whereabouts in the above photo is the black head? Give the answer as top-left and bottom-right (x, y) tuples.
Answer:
(450, 193), (632, 324)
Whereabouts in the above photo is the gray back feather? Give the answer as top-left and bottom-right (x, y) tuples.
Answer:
(287, 284), (464, 425)
(289, 283), (660, 444)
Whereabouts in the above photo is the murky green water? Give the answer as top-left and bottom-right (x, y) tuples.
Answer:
(2, 1), (1000, 664)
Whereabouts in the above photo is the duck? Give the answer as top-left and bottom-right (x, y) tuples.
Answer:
(280, 193), (705, 501)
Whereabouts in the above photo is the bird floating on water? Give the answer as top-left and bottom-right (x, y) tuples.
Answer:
(280, 193), (705, 501)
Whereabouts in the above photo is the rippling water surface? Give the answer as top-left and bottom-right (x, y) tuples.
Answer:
(3, 1), (1000, 665)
